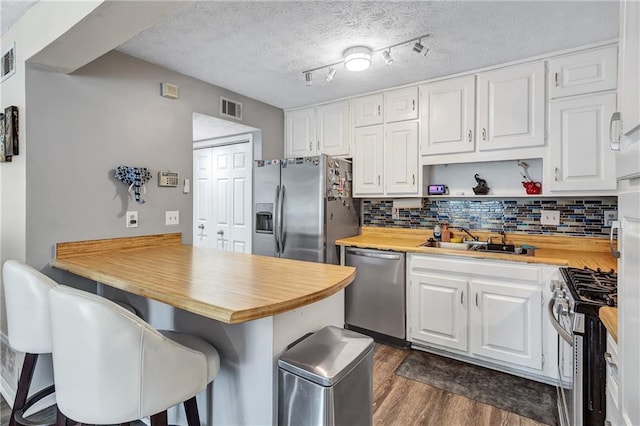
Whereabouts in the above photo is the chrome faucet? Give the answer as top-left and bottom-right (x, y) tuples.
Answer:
(455, 226), (479, 242)
(499, 230), (507, 244)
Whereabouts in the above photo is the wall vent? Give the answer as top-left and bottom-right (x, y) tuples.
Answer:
(220, 96), (243, 121)
(2, 42), (16, 82)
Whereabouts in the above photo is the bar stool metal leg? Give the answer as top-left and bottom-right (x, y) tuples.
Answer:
(183, 396), (201, 426)
(9, 353), (38, 426)
(150, 411), (168, 426)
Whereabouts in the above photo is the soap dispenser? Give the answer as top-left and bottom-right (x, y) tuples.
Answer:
(441, 224), (451, 242)
(434, 224), (442, 241)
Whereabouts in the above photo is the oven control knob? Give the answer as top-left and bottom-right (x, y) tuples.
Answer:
(555, 299), (570, 316)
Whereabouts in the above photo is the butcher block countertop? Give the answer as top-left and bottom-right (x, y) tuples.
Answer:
(51, 233), (355, 324)
(336, 227), (618, 271)
(600, 307), (618, 343)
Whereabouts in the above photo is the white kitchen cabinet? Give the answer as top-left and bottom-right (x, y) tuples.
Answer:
(420, 75), (476, 155)
(548, 45), (618, 99)
(384, 86), (418, 123)
(353, 125), (384, 195)
(548, 92), (617, 192)
(616, 1), (640, 136)
(605, 333), (624, 426)
(469, 280), (542, 370)
(408, 254), (549, 377)
(384, 121), (419, 195)
(285, 101), (350, 157)
(477, 61), (546, 151)
(285, 108), (315, 157)
(409, 271), (468, 351)
(354, 93), (384, 127)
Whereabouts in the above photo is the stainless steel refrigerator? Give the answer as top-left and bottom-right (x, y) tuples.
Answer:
(253, 155), (359, 264)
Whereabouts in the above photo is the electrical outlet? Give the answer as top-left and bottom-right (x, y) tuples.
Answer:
(604, 210), (618, 227)
(540, 210), (560, 226)
(165, 210), (179, 225)
(126, 211), (138, 228)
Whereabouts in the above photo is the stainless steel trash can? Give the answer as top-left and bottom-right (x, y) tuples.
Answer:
(278, 325), (374, 426)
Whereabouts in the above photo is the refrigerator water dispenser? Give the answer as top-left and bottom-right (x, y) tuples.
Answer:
(255, 203), (273, 234)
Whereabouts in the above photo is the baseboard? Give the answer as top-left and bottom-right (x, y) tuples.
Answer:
(0, 365), (15, 408)
(0, 332), (16, 407)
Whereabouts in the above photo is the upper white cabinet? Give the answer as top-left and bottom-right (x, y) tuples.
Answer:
(352, 125), (384, 196)
(548, 92), (617, 192)
(548, 45), (618, 99)
(384, 87), (419, 123)
(285, 100), (351, 157)
(354, 94), (384, 127)
(477, 61), (546, 151)
(420, 75), (476, 155)
(617, 1), (640, 136)
(285, 108), (316, 157)
(353, 121), (419, 197)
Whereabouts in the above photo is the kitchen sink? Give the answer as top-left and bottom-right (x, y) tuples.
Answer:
(420, 240), (535, 255)
(420, 241), (471, 250)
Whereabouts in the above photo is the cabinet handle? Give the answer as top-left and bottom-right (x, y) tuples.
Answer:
(461, 290), (464, 305)
(554, 72), (559, 87)
(377, 105), (381, 116)
(554, 167), (560, 182)
(377, 175), (381, 185)
(412, 174), (415, 185)
(317, 140), (320, 151)
(604, 352), (618, 375)
(412, 100), (415, 111)
(475, 293), (479, 307)
(309, 141), (312, 151)
(609, 112), (621, 151)
(610, 221), (620, 259)
(481, 128), (487, 141)
(468, 129), (472, 142)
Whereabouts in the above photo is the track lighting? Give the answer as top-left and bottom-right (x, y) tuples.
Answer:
(381, 49), (393, 66)
(301, 33), (430, 86)
(326, 68), (337, 82)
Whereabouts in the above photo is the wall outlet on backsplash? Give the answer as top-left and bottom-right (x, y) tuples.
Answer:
(540, 210), (560, 226)
(604, 210), (618, 227)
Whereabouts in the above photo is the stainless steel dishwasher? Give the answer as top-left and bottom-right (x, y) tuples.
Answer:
(345, 247), (406, 343)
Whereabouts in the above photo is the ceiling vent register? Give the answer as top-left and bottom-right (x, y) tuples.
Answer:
(220, 97), (243, 121)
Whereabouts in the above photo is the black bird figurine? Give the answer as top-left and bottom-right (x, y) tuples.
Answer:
(473, 174), (490, 195)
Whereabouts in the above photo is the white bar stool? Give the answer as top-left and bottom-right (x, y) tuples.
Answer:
(48, 285), (220, 426)
(3, 260), (59, 426)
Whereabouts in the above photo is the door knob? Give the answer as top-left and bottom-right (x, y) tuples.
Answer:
(197, 224), (205, 230)
(217, 230), (224, 236)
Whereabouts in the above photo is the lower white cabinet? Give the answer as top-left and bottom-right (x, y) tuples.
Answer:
(408, 254), (550, 378)
(605, 333), (624, 426)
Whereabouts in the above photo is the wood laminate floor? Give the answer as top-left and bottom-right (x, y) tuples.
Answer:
(373, 344), (549, 426)
(0, 345), (548, 426)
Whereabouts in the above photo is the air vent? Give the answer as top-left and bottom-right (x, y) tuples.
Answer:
(2, 42), (16, 82)
(220, 96), (243, 121)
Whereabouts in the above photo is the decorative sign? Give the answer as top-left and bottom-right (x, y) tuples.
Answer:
(1, 106), (18, 163)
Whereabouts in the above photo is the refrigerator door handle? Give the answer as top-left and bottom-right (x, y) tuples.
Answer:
(279, 185), (286, 253)
(274, 185), (281, 254)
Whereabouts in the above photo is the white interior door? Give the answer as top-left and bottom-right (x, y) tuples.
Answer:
(193, 140), (252, 253)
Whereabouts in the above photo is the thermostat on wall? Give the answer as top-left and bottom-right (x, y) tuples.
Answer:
(158, 171), (179, 187)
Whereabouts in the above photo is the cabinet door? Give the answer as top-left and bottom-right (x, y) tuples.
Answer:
(477, 62), (545, 150)
(285, 108), (316, 157)
(618, 187), (640, 426)
(618, 1), (640, 136)
(354, 94), (383, 127)
(384, 121), (419, 195)
(469, 280), (542, 370)
(385, 87), (418, 123)
(353, 125), (384, 196)
(317, 101), (350, 156)
(548, 45), (618, 99)
(548, 92), (617, 191)
(420, 75), (475, 155)
(409, 271), (468, 351)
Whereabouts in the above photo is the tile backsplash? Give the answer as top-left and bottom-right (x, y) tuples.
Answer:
(363, 197), (618, 237)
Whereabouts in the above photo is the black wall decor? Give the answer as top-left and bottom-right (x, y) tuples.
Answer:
(0, 112), (6, 162)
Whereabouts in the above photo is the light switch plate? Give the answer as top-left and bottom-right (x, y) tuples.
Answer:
(126, 211), (138, 228)
(540, 210), (560, 226)
(165, 210), (179, 225)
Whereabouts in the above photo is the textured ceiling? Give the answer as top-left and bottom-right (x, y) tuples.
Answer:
(0, 0), (38, 36)
(117, 1), (619, 110)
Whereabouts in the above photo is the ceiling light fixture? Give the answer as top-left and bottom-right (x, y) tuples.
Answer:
(326, 68), (337, 82)
(381, 49), (393, 66)
(301, 33), (430, 86)
(343, 46), (372, 72)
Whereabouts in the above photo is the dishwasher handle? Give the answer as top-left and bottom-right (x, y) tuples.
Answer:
(346, 248), (402, 260)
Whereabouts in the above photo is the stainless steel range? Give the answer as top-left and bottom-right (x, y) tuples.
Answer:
(550, 267), (617, 426)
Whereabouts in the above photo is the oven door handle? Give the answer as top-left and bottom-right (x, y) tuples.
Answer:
(548, 298), (573, 345)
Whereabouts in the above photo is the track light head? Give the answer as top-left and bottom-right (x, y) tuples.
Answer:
(381, 49), (393, 66)
(413, 40), (424, 54)
(326, 68), (337, 82)
(305, 71), (312, 87)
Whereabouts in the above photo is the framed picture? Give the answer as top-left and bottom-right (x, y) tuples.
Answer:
(4, 106), (18, 157)
(0, 113), (6, 163)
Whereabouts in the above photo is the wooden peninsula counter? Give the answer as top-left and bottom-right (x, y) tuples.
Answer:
(51, 233), (355, 426)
